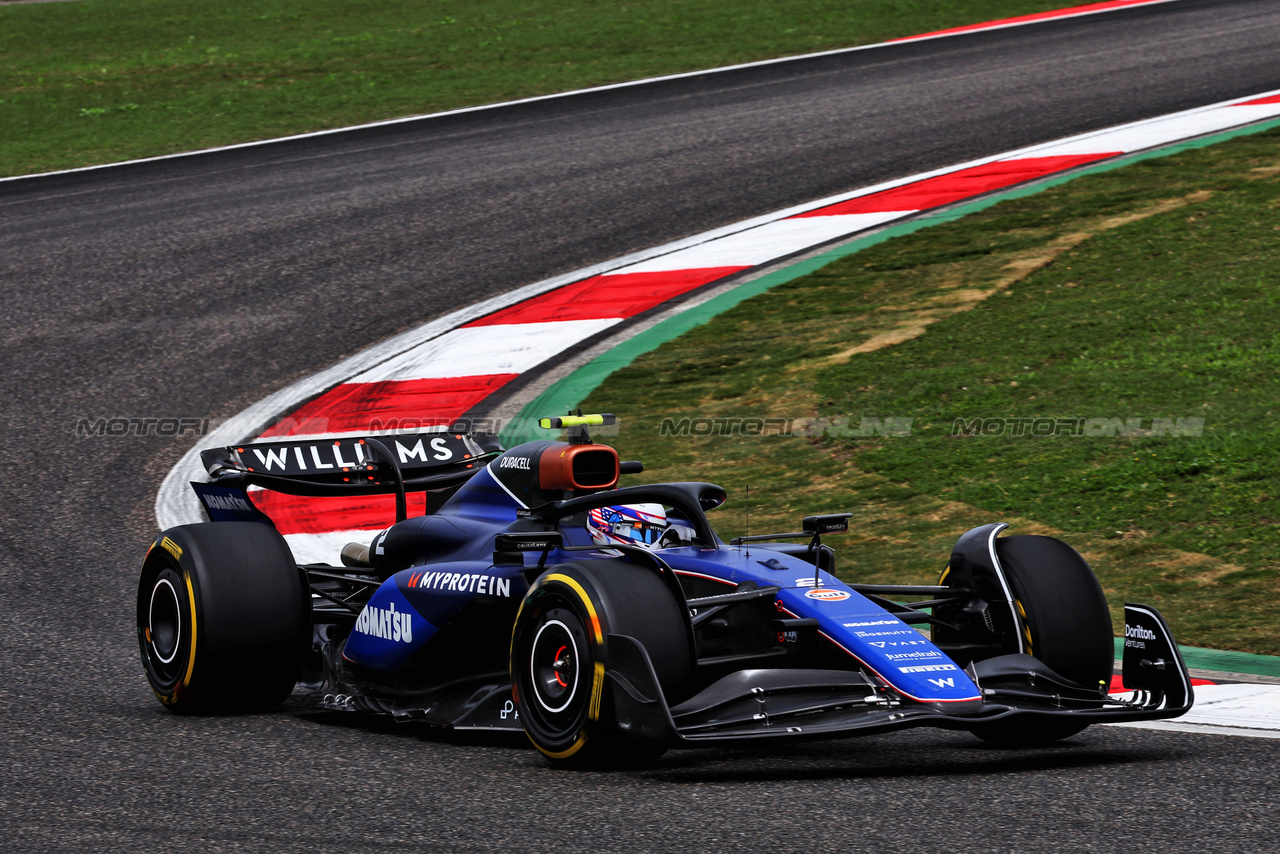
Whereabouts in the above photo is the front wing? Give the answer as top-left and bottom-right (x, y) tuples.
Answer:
(605, 603), (1194, 748)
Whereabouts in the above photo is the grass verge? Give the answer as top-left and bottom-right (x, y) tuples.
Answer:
(3, 0), (1084, 178)
(576, 125), (1280, 654)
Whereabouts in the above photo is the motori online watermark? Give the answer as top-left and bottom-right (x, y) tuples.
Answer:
(659, 416), (913, 438)
(72, 415), (531, 439)
(74, 416), (225, 438)
(950, 416), (1205, 438)
(259, 416), (529, 437)
(70, 413), (1204, 442)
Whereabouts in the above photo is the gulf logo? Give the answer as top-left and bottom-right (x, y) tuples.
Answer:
(804, 588), (851, 602)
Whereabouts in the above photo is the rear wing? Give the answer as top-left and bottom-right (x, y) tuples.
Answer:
(197, 430), (504, 520)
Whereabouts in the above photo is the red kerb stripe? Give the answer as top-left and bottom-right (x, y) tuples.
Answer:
(464, 267), (747, 326)
(793, 154), (1121, 218)
(891, 1), (1166, 41)
(1109, 674), (1214, 692)
(252, 490), (423, 534)
(258, 374), (518, 437)
(1237, 94), (1280, 106)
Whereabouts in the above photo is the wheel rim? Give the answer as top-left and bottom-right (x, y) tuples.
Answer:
(149, 577), (182, 665)
(516, 598), (594, 747)
(530, 619), (579, 714)
(139, 566), (189, 689)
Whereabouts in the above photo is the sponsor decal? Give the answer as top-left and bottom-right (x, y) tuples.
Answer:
(408, 570), (512, 598)
(498, 455), (532, 471)
(885, 650), (945, 662)
(1124, 622), (1158, 649)
(235, 434), (465, 475)
(354, 601), (414, 644)
(805, 588), (851, 602)
(854, 629), (918, 638)
(842, 619), (900, 628)
(192, 483), (273, 524)
(899, 664), (959, 673)
(869, 639), (929, 649)
(778, 631), (799, 643)
(255, 442), (364, 472)
(202, 493), (255, 513)
(396, 437), (455, 464)
(928, 677), (956, 688)
(795, 577), (818, 588)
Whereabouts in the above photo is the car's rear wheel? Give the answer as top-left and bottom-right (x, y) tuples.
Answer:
(137, 522), (309, 713)
(972, 534), (1113, 747)
(511, 560), (692, 767)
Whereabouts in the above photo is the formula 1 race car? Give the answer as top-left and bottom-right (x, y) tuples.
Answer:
(137, 414), (1193, 766)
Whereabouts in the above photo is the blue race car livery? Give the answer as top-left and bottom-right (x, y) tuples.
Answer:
(137, 414), (1193, 766)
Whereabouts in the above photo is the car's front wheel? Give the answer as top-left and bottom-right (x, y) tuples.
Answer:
(972, 534), (1114, 747)
(511, 560), (692, 767)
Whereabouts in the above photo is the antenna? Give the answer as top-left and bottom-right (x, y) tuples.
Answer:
(744, 484), (750, 557)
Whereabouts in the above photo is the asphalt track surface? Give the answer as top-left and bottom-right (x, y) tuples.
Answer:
(3, 0), (1280, 850)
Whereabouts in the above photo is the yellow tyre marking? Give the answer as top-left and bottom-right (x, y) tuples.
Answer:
(160, 536), (183, 561)
(589, 662), (605, 721)
(182, 572), (198, 688)
(938, 565), (951, 585)
(1015, 599), (1033, 655)
(535, 732), (588, 760)
(544, 573), (603, 644)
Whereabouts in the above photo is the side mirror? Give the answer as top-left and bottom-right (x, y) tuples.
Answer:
(495, 531), (564, 553)
(493, 531), (563, 568)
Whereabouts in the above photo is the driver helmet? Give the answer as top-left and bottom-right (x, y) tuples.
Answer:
(587, 503), (669, 548)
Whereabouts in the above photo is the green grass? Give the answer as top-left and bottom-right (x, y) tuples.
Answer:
(580, 127), (1280, 654)
(3, 0), (1076, 177)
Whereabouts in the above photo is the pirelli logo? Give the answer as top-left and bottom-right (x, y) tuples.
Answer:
(159, 537), (183, 561)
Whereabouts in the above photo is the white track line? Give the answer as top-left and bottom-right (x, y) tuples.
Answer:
(2, 0), (1177, 185)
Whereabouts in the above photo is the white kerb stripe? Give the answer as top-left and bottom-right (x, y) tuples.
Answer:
(1035, 103), (1280, 157)
(348, 319), (623, 383)
(612, 212), (913, 273)
(285, 530), (384, 566)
